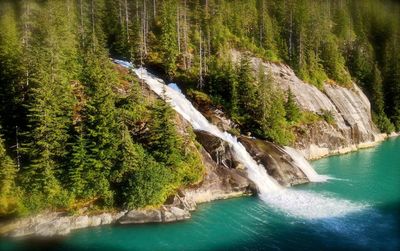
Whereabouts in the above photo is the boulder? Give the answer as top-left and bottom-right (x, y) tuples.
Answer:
(118, 209), (162, 224)
(183, 146), (253, 204)
(35, 217), (71, 237)
(238, 137), (308, 186)
(73, 215), (89, 229)
(194, 130), (236, 168)
(162, 207), (191, 222)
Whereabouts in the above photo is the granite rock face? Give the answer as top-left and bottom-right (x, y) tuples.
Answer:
(231, 50), (385, 159)
(194, 130), (237, 169)
(4, 212), (125, 238)
(183, 145), (253, 204)
(238, 137), (308, 186)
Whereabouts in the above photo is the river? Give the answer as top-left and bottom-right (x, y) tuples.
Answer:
(1, 137), (399, 251)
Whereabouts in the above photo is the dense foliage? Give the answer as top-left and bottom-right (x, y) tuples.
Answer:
(0, 0), (399, 216)
(0, 0), (203, 216)
(104, 0), (400, 135)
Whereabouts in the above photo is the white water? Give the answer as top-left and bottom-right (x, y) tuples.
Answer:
(114, 60), (367, 219)
(283, 147), (330, 182)
(132, 66), (281, 193)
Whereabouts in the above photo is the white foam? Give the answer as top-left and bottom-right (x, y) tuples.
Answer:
(167, 83), (182, 93)
(115, 60), (368, 220)
(283, 146), (331, 182)
(260, 190), (367, 219)
(133, 67), (281, 193)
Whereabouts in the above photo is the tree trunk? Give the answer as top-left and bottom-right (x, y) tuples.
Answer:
(124, 0), (130, 43)
(153, 0), (156, 18)
(183, 0), (189, 70)
(177, 6), (181, 54)
(198, 29), (203, 89)
(91, 0), (96, 49)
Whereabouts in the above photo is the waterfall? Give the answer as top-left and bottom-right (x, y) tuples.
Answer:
(131, 66), (281, 193)
(114, 60), (367, 219)
(283, 147), (330, 182)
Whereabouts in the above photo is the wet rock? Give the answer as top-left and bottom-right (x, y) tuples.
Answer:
(194, 130), (236, 168)
(238, 137), (308, 186)
(183, 147), (253, 204)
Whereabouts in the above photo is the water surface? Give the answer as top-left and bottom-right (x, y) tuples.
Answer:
(1, 138), (399, 250)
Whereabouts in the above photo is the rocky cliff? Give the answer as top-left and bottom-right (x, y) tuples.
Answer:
(231, 51), (386, 159)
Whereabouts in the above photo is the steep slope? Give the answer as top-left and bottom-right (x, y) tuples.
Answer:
(231, 51), (386, 159)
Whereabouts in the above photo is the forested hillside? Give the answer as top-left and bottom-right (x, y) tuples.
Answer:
(0, 0), (399, 217)
(0, 0), (204, 217)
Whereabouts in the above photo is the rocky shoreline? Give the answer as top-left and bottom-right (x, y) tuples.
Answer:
(0, 189), (250, 238)
(1, 132), (397, 239)
(3, 58), (398, 239)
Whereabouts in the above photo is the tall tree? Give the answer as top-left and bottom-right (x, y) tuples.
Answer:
(0, 132), (19, 215)
(159, 0), (178, 77)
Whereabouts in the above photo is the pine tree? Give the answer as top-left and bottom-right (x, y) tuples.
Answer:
(236, 55), (258, 131)
(285, 88), (300, 123)
(76, 52), (121, 204)
(111, 127), (145, 208)
(145, 89), (182, 167)
(0, 133), (20, 215)
(370, 64), (394, 133)
(68, 133), (88, 197)
(0, 2), (26, 147)
(21, 1), (78, 203)
(256, 67), (293, 144)
(160, 0), (179, 77)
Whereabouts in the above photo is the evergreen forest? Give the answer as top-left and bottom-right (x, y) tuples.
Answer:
(0, 0), (399, 217)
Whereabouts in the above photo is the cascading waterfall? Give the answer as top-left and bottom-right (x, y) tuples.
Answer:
(115, 60), (367, 219)
(283, 147), (330, 182)
(132, 66), (281, 194)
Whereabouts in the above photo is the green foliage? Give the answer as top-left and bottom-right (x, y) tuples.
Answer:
(119, 155), (172, 209)
(0, 0), (206, 216)
(0, 133), (21, 215)
(254, 65), (294, 144)
(235, 56), (258, 128)
(0, 2), (27, 148)
(0, 0), (399, 218)
(111, 128), (172, 209)
(285, 88), (301, 123)
(144, 91), (182, 166)
(318, 110), (335, 125)
(159, 0), (179, 77)
(373, 113), (395, 134)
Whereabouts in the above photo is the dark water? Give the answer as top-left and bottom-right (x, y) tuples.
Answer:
(1, 138), (400, 251)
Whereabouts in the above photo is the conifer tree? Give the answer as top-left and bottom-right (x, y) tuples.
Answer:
(160, 0), (179, 77)
(285, 88), (300, 123)
(236, 56), (258, 130)
(75, 51), (121, 204)
(0, 133), (19, 215)
(22, 1), (78, 203)
(145, 89), (182, 167)
(0, 2), (26, 146)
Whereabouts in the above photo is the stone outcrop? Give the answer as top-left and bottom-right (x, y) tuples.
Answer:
(2, 211), (126, 238)
(118, 195), (192, 224)
(194, 130), (236, 169)
(231, 50), (386, 159)
(238, 137), (308, 186)
(2, 201), (194, 238)
(183, 143), (253, 204)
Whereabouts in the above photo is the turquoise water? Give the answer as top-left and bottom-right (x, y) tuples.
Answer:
(1, 138), (400, 251)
